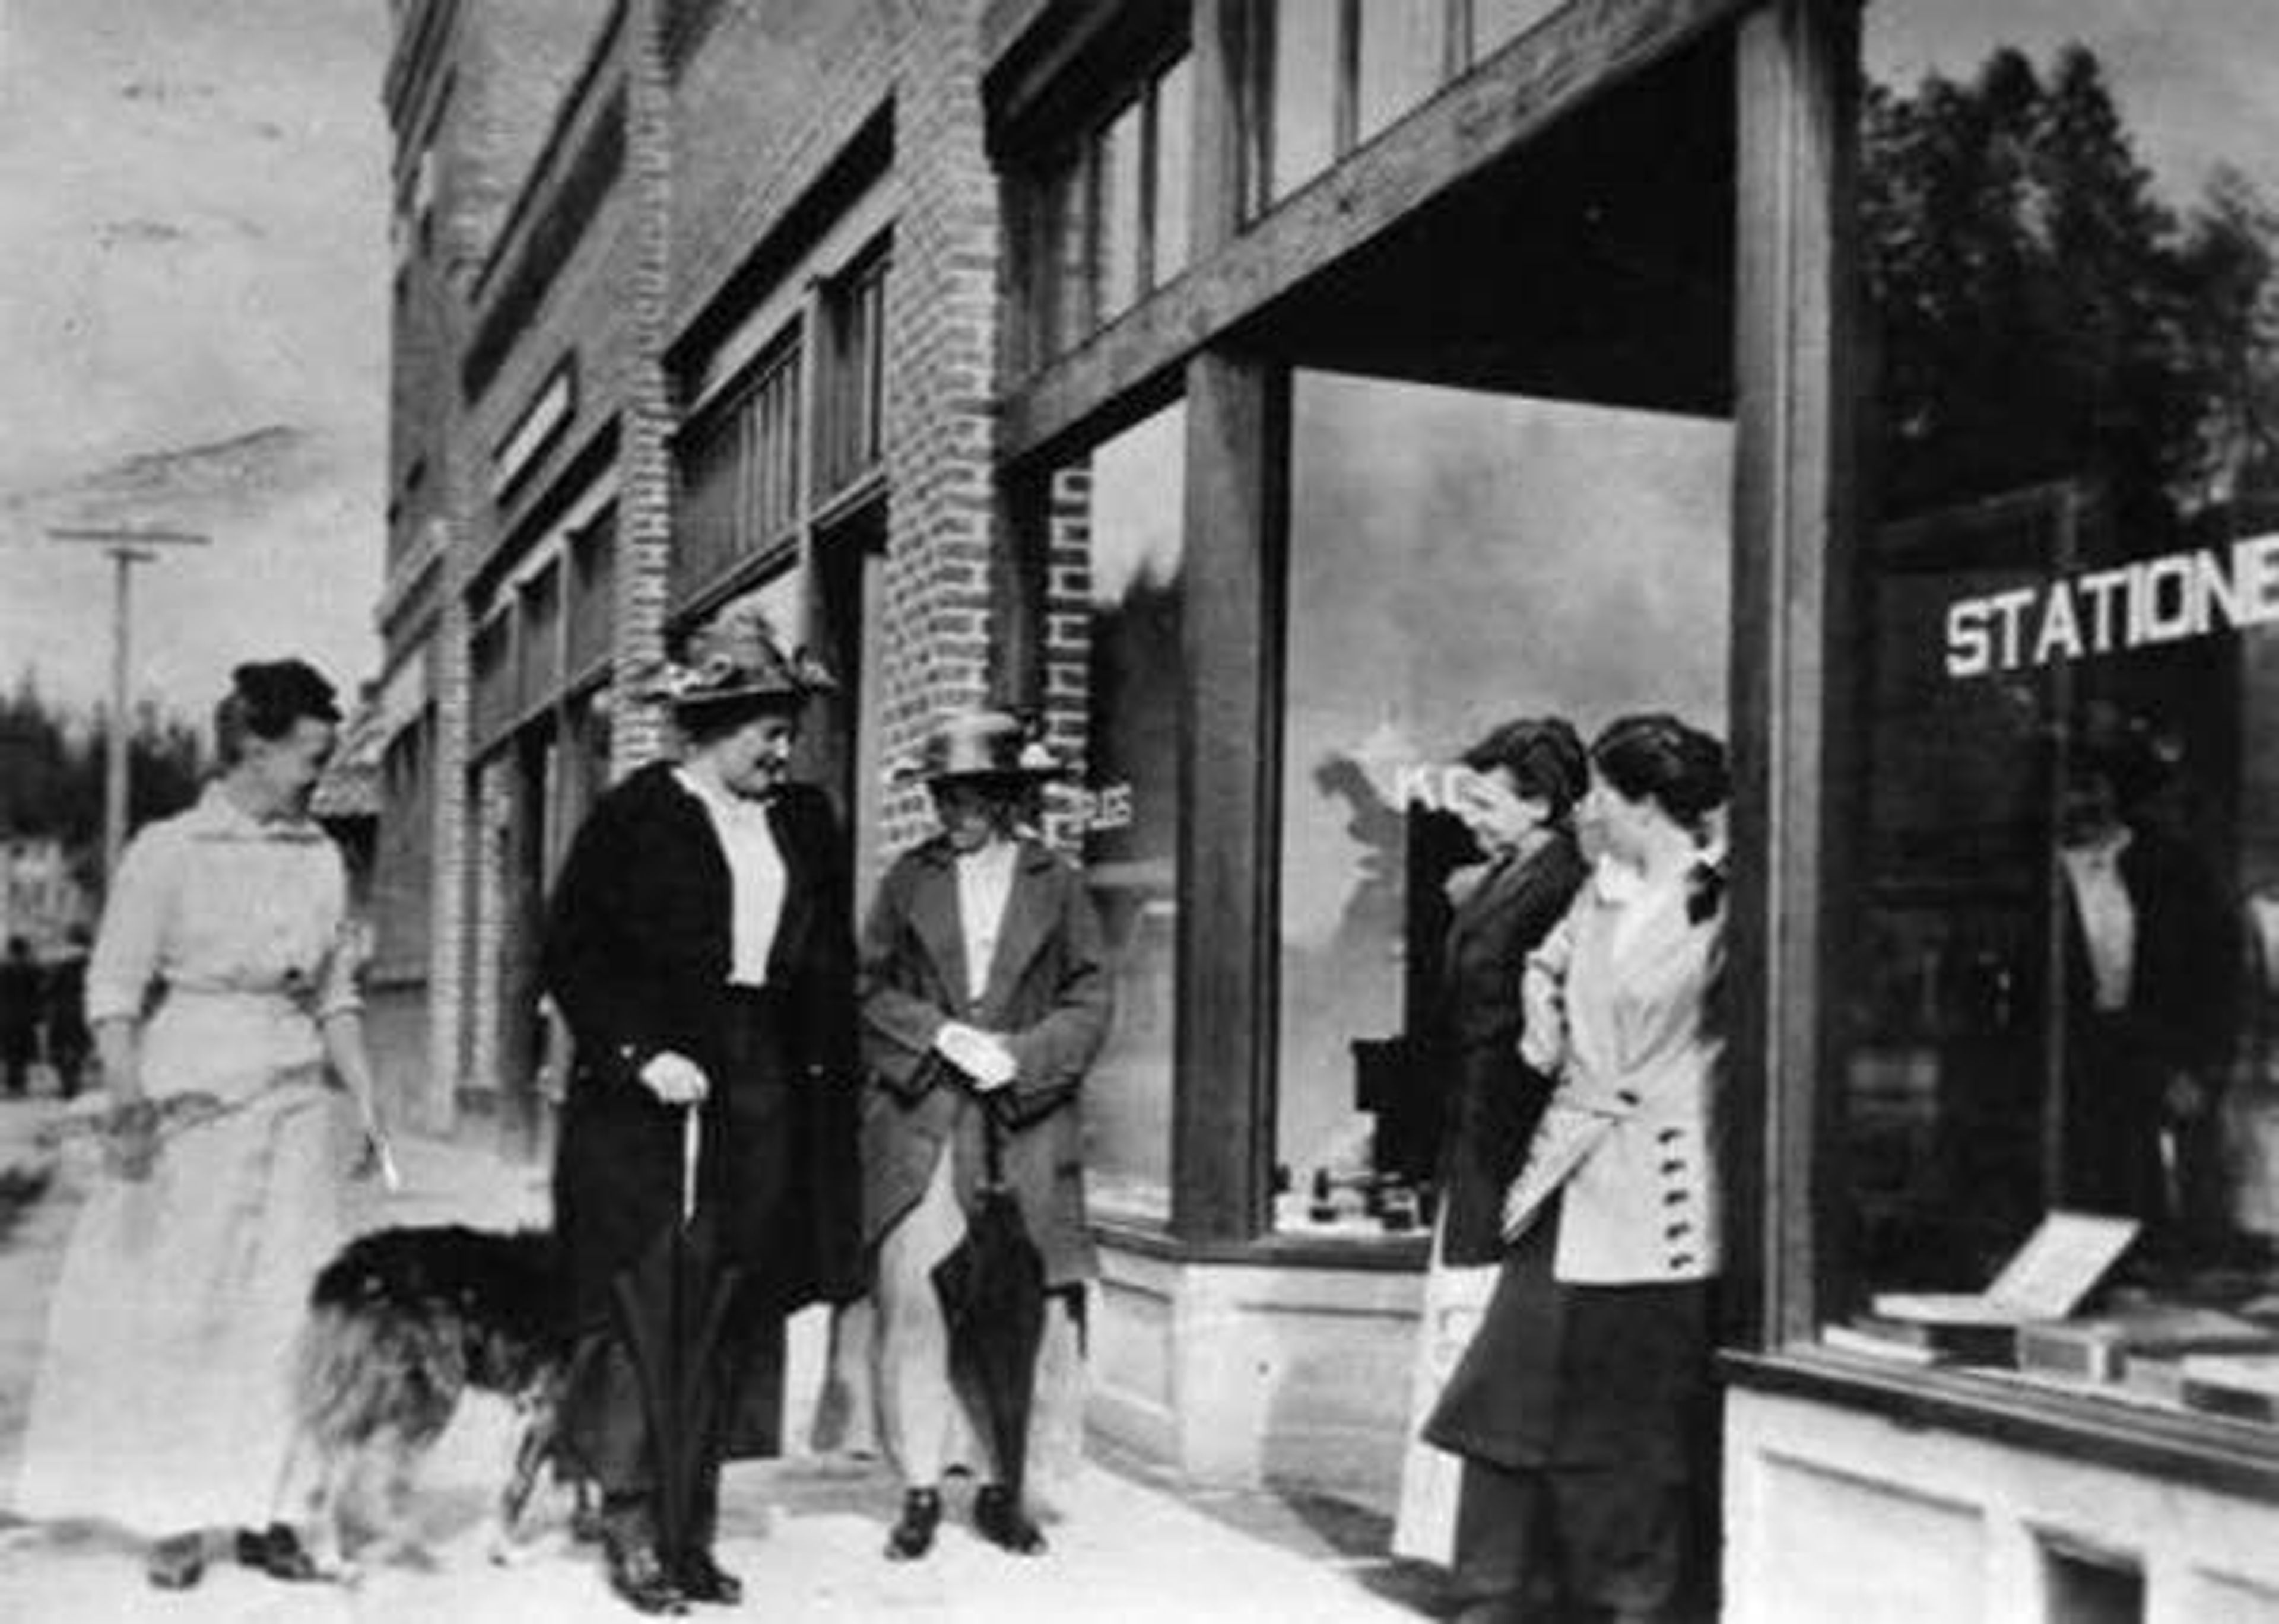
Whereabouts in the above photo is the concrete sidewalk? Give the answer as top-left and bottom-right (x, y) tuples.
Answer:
(0, 1099), (1436, 1622)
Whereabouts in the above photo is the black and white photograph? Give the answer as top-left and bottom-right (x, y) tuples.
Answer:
(3, 1), (2279, 1619)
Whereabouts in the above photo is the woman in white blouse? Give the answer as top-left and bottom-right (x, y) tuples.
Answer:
(12, 660), (383, 1574)
(1426, 713), (1729, 1624)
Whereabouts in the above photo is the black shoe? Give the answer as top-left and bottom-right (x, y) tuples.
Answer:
(973, 1485), (1046, 1555)
(234, 1523), (321, 1582)
(885, 1486), (942, 1561)
(677, 1547), (742, 1606)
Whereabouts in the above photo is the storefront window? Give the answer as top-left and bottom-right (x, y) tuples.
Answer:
(1064, 403), (1185, 1222)
(1275, 371), (1731, 1235)
(1829, 5), (2279, 1416)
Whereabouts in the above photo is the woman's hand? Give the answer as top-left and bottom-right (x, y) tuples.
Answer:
(103, 1097), (161, 1182)
(639, 1050), (711, 1106)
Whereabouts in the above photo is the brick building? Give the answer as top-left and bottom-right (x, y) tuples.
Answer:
(375, 0), (2279, 1600)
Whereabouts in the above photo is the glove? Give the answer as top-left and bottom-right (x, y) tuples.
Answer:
(935, 1022), (1018, 1092)
(638, 1051), (710, 1105)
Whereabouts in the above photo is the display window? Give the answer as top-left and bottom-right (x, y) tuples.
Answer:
(1825, 1), (2279, 1427)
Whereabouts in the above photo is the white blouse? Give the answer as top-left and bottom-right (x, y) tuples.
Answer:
(955, 840), (1019, 1003)
(676, 769), (786, 986)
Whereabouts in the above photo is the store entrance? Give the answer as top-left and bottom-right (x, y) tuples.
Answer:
(1248, 28), (1741, 1232)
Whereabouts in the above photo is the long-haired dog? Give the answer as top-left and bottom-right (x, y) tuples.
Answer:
(283, 1225), (585, 1576)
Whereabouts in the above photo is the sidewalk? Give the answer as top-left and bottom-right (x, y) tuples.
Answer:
(0, 1099), (1438, 1622)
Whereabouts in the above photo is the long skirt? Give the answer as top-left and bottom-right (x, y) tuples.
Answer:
(12, 1066), (350, 1534)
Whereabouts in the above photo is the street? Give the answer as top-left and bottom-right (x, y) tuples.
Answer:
(0, 1098), (1437, 1623)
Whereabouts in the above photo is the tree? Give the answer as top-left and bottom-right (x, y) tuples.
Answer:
(1862, 43), (2279, 532)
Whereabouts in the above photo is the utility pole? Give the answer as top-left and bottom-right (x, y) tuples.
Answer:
(47, 527), (211, 883)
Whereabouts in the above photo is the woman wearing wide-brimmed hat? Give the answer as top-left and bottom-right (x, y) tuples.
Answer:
(543, 596), (861, 1612)
(859, 708), (1111, 1562)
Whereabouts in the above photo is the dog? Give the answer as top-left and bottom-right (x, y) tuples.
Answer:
(281, 1224), (588, 1577)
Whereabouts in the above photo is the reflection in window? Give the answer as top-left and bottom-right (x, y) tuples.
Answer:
(1275, 373), (1731, 1235)
(1830, 9), (2279, 1415)
(1062, 403), (1185, 1221)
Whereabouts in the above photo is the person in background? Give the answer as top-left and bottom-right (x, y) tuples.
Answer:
(44, 925), (94, 1100)
(1392, 718), (1590, 1567)
(1426, 713), (1730, 1624)
(11, 660), (385, 1582)
(542, 598), (861, 1614)
(2053, 738), (2239, 1256)
(859, 709), (1110, 1562)
(0, 935), (39, 1097)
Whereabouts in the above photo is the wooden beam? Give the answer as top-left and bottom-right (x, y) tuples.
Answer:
(997, 0), (1751, 470)
(1726, 0), (1862, 1350)
(1170, 350), (1288, 1244)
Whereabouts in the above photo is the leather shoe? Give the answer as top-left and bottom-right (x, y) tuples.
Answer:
(884, 1486), (942, 1561)
(973, 1485), (1046, 1555)
(676, 1547), (742, 1606)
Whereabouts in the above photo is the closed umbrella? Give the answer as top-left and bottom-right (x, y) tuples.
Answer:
(929, 1095), (1048, 1523)
(607, 1106), (742, 1574)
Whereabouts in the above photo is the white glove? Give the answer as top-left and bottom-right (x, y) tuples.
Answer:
(639, 1050), (711, 1105)
(935, 1022), (1019, 1092)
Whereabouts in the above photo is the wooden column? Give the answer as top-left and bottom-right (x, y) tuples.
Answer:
(1172, 349), (1287, 1243)
(1728, 0), (1862, 1347)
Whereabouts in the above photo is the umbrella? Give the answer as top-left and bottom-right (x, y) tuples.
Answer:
(608, 1105), (743, 1571)
(931, 1095), (1048, 1510)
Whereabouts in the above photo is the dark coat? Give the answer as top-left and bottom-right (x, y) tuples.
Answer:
(1432, 832), (1588, 1266)
(542, 764), (861, 1334)
(2056, 827), (2239, 1224)
(858, 835), (1112, 1289)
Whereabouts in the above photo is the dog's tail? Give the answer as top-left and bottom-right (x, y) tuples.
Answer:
(290, 1301), (464, 1452)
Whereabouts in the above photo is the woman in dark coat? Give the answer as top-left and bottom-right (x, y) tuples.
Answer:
(544, 598), (860, 1613)
(1427, 714), (1729, 1624)
(859, 709), (1111, 1562)
(1394, 719), (1589, 1562)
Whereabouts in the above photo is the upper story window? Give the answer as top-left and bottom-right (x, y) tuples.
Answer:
(675, 330), (803, 604)
(815, 239), (890, 501)
(1255, 0), (1564, 207)
(1018, 51), (1192, 368)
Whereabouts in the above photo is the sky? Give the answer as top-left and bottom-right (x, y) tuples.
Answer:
(0, 0), (389, 722)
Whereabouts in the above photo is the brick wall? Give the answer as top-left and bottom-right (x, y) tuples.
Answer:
(875, 0), (1004, 856)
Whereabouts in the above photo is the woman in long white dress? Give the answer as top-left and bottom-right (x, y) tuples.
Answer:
(11, 660), (383, 1562)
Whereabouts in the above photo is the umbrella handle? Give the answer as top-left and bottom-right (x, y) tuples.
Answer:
(681, 1104), (701, 1227)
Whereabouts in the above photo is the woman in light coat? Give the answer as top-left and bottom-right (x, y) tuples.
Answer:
(1426, 713), (1729, 1624)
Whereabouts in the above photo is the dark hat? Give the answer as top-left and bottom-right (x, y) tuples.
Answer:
(650, 594), (836, 711)
(894, 709), (1064, 786)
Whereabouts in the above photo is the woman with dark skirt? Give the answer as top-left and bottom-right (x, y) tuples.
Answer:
(1393, 718), (1590, 1561)
(1426, 713), (1730, 1624)
(543, 598), (861, 1613)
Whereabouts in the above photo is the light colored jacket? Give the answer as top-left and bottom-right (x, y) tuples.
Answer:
(1506, 859), (1725, 1283)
